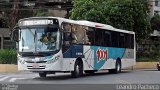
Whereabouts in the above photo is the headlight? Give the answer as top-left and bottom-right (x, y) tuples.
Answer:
(18, 57), (25, 64)
(46, 60), (55, 64)
(46, 55), (60, 64)
(55, 56), (60, 60)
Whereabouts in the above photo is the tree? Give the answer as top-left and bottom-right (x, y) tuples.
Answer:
(70, 0), (152, 42)
(1, 0), (34, 30)
(150, 14), (160, 31)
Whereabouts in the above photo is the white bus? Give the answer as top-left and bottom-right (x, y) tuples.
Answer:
(11, 17), (136, 78)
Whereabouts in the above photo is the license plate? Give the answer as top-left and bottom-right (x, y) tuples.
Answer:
(33, 63), (39, 68)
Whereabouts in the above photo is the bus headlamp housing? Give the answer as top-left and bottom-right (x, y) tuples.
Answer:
(46, 55), (60, 64)
(18, 56), (25, 64)
(55, 56), (60, 60)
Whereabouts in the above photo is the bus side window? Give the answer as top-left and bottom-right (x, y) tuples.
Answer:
(85, 27), (95, 45)
(104, 31), (112, 47)
(119, 33), (125, 48)
(62, 22), (72, 53)
(111, 31), (118, 47)
(131, 35), (134, 49)
(71, 24), (78, 44)
(95, 28), (103, 46)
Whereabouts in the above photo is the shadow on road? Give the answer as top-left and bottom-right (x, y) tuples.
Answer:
(33, 70), (132, 81)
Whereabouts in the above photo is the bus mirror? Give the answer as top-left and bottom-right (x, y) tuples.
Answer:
(11, 27), (19, 42)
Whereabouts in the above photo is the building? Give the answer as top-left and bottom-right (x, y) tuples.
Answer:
(0, 0), (73, 49)
(149, 0), (160, 17)
(0, 28), (15, 49)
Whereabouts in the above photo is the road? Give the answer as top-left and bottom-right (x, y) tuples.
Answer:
(0, 69), (160, 84)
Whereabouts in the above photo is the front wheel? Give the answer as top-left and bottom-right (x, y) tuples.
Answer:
(71, 61), (83, 78)
(39, 72), (47, 77)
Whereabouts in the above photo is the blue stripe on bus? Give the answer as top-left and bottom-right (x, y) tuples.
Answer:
(63, 45), (84, 58)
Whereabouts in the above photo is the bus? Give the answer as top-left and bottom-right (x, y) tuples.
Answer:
(11, 17), (136, 78)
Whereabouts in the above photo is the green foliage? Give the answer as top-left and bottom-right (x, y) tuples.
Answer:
(0, 49), (17, 64)
(137, 45), (160, 62)
(151, 14), (160, 31)
(70, 0), (153, 42)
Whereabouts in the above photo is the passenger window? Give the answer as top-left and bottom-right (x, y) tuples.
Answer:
(104, 31), (112, 47)
(62, 22), (72, 53)
(85, 27), (95, 45)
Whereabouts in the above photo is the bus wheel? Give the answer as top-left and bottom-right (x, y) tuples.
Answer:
(109, 60), (121, 74)
(39, 72), (47, 77)
(71, 61), (83, 78)
(115, 60), (121, 73)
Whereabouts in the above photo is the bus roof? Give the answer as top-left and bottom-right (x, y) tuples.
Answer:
(18, 17), (135, 34)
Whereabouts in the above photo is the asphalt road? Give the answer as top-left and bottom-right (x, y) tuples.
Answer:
(0, 69), (160, 84)
(1, 69), (160, 90)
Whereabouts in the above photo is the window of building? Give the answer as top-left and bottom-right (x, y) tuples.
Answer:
(155, 1), (159, 6)
(155, 1), (160, 7)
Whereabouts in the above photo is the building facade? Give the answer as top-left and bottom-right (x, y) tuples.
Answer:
(149, 0), (160, 17)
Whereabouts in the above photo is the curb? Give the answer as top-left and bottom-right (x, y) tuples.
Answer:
(0, 64), (18, 73)
(134, 62), (158, 69)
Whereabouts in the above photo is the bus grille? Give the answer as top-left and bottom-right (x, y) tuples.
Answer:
(27, 65), (45, 69)
(26, 61), (47, 63)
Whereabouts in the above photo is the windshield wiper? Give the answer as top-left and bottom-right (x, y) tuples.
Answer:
(22, 37), (24, 52)
(35, 30), (37, 52)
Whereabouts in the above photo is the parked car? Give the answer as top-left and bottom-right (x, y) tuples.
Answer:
(157, 61), (160, 71)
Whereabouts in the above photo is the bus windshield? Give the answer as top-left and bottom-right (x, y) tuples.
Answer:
(18, 25), (60, 53)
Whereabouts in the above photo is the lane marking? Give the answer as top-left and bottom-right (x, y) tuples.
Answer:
(9, 78), (26, 82)
(116, 77), (130, 84)
(0, 76), (10, 81)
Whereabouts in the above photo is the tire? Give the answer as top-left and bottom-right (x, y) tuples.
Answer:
(109, 60), (121, 74)
(71, 61), (83, 78)
(39, 72), (47, 77)
(157, 64), (160, 71)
